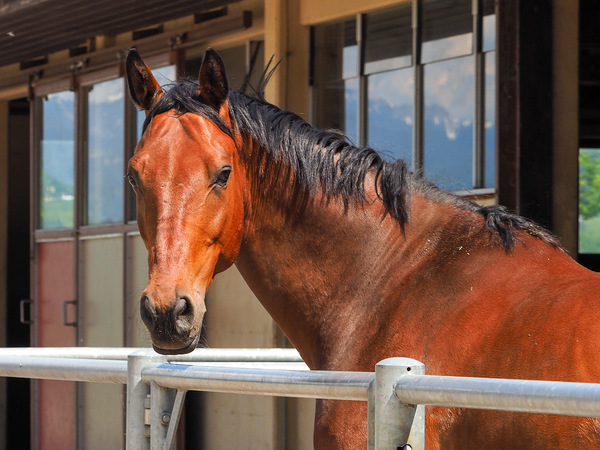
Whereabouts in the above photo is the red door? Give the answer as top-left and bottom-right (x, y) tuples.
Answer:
(35, 241), (77, 449)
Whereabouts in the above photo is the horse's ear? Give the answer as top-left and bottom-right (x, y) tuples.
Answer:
(125, 49), (163, 113)
(198, 48), (229, 110)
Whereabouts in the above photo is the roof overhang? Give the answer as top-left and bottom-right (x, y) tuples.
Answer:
(0, 0), (240, 67)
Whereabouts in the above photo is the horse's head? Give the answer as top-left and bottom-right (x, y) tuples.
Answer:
(125, 49), (245, 354)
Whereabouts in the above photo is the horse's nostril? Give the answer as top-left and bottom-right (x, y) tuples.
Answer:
(172, 297), (194, 334)
(140, 296), (157, 327)
(173, 297), (192, 317)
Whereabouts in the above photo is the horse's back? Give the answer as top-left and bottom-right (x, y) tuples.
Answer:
(425, 247), (600, 448)
(321, 244), (600, 449)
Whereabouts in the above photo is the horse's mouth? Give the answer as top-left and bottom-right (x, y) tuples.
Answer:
(152, 335), (199, 355)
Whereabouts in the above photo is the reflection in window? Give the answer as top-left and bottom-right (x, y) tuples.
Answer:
(87, 78), (124, 225)
(482, 0), (496, 53)
(421, 0), (473, 63)
(579, 149), (600, 253)
(484, 52), (496, 188)
(364, 4), (412, 73)
(368, 69), (414, 164)
(424, 57), (474, 190)
(40, 91), (75, 229)
(313, 20), (358, 143)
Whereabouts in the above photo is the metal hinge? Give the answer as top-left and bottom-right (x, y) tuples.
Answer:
(144, 394), (152, 438)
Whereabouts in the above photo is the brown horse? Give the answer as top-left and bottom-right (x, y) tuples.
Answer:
(125, 48), (600, 449)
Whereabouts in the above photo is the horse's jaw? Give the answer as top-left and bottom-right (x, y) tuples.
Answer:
(152, 334), (200, 355)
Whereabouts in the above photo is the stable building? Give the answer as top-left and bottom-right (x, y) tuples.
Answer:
(0, 0), (595, 448)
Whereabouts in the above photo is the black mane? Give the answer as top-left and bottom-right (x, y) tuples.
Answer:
(143, 79), (561, 252)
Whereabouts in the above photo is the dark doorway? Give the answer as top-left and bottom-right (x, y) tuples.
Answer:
(6, 98), (31, 449)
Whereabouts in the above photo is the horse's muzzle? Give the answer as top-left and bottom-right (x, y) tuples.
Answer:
(140, 295), (201, 354)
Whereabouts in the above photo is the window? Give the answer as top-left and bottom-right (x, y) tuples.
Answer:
(312, 0), (496, 192)
(39, 91), (75, 229)
(312, 20), (359, 144)
(366, 4), (413, 162)
(423, 56), (474, 190)
(85, 78), (125, 225)
(579, 149), (600, 253)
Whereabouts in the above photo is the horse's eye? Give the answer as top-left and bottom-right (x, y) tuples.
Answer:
(126, 173), (137, 189)
(215, 167), (232, 187)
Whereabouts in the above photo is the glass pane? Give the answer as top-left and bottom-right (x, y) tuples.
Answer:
(482, 0), (496, 52)
(136, 65), (177, 139)
(367, 68), (414, 165)
(364, 4), (412, 74)
(40, 91), (75, 229)
(344, 78), (359, 144)
(421, 0), (473, 63)
(87, 78), (124, 225)
(424, 56), (474, 190)
(313, 20), (358, 140)
(579, 149), (600, 253)
(484, 52), (496, 188)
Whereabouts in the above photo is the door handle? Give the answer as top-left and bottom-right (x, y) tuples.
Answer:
(62, 300), (77, 327)
(19, 299), (32, 325)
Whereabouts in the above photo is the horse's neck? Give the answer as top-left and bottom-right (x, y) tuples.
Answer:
(234, 171), (461, 368)
(235, 193), (374, 366)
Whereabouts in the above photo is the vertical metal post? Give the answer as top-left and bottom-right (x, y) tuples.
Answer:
(127, 350), (167, 450)
(356, 13), (368, 148)
(367, 377), (376, 450)
(150, 380), (174, 449)
(412, 0), (424, 173)
(373, 357), (425, 450)
(473, 0), (485, 188)
(150, 382), (187, 450)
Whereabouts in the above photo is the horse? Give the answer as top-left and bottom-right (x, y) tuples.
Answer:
(125, 47), (600, 449)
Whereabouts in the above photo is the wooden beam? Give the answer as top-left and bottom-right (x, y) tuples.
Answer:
(497, 0), (554, 228)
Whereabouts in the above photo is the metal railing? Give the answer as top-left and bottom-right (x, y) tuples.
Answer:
(1, 350), (600, 449)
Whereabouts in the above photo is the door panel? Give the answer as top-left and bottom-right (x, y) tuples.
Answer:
(36, 240), (76, 449)
(126, 234), (151, 347)
(79, 236), (124, 448)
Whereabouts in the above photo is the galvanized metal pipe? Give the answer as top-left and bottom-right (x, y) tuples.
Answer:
(187, 361), (309, 370)
(396, 374), (600, 417)
(0, 347), (302, 363)
(169, 348), (303, 363)
(0, 347), (136, 360)
(143, 364), (374, 401)
(0, 356), (127, 384)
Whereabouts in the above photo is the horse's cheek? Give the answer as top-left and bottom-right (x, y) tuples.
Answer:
(218, 219), (244, 270)
(223, 184), (245, 260)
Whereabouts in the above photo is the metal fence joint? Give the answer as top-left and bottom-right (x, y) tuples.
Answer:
(373, 358), (425, 450)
